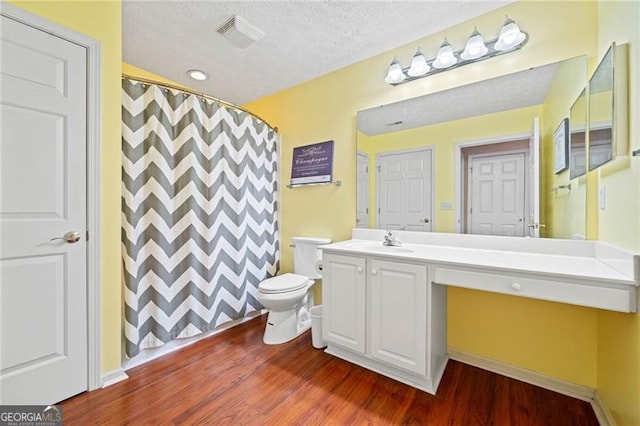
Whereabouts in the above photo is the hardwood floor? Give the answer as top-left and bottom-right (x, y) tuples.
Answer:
(61, 315), (598, 425)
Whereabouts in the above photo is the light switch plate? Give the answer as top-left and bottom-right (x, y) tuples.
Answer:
(440, 201), (453, 210)
(599, 186), (606, 210)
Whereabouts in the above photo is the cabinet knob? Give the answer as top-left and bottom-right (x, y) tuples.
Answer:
(357, 267), (363, 273)
(511, 282), (522, 292)
(371, 269), (378, 275)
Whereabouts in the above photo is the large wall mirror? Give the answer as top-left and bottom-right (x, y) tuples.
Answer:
(569, 88), (587, 179)
(588, 45), (614, 170)
(356, 55), (587, 239)
(588, 42), (628, 171)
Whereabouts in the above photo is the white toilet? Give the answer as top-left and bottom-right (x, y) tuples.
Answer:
(257, 236), (330, 345)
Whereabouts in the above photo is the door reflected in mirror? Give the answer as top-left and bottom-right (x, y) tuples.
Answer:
(356, 56), (587, 239)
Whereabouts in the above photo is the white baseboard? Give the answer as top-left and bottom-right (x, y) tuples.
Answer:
(448, 348), (615, 425)
(592, 391), (616, 426)
(123, 310), (266, 371)
(448, 347), (595, 401)
(100, 367), (129, 388)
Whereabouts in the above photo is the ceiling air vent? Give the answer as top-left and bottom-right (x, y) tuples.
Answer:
(216, 15), (265, 49)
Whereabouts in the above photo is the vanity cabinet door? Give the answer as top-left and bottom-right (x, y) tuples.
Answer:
(369, 259), (427, 375)
(322, 253), (366, 354)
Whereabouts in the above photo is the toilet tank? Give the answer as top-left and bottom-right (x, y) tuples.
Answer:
(292, 237), (331, 279)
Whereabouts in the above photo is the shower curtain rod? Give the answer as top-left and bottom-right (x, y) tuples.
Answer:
(121, 74), (278, 133)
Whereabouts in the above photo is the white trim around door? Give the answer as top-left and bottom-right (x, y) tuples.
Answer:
(0, 2), (102, 391)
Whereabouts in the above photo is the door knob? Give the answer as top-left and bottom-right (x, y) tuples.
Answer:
(50, 231), (81, 243)
(421, 218), (430, 223)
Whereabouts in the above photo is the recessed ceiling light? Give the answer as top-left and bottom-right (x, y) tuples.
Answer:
(187, 69), (207, 81)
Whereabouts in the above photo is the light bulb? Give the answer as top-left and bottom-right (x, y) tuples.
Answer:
(433, 38), (457, 69)
(461, 27), (488, 60)
(495, 16), (526, 51)
(384, 57), (406, 84)
(407, 48), (430, 77)
(187, 69), (208, 81)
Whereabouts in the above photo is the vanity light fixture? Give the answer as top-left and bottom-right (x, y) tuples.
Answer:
(187, 69), (208, 81)
(384, 17), (528, 85)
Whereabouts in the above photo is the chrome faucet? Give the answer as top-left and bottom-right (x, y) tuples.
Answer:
(383, 229), (403, 247)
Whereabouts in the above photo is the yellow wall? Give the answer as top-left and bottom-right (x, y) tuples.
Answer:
(7, 0), (124, 374)
(594, 1), (640, 425)
(448, 287), (598, 385)
(246, 0), (602, 389)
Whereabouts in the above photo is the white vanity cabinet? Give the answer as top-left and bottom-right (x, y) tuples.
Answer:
(320, 229), (638, 395)
(321, 254), (366, 353)
(321, 252), (447, 394)
(369, 258), (427, 375)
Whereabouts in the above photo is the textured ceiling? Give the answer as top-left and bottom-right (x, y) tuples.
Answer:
(123, 1), (513, 106)
(357, 61), (561, 136)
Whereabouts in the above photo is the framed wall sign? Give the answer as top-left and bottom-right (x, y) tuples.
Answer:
(554, 118), (569, 174)
(290, 140), (334, 186)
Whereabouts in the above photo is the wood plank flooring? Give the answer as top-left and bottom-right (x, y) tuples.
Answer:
(61, 315), (599, 425)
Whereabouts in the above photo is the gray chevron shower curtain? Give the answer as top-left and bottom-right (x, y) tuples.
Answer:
(121, 78), (279, 357)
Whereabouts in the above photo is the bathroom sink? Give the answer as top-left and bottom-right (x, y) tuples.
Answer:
(366, 246), (414, 254)
(344, 242), (414, 253)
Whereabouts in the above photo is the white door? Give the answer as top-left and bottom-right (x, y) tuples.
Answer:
(469, 153), (526, 237)
(369, 259), (427, 375)
(356, 152), (369, 228)
(0, 15), (88, 404)
(322, 254), (366, 354)
(378, 149), (432, 231)
(528, 117), (541, 237)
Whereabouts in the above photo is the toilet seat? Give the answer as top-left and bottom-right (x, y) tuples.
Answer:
(258, 273), (311, 294)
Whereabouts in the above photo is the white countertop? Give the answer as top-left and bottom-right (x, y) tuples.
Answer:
(321, 238), (636, 286)
(320, 231), (639, 312)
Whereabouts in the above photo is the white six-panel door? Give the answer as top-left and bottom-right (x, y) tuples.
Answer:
(468, 153), (526, 237)
(0, 14), (88, 404)
(377, 148), (433, 231)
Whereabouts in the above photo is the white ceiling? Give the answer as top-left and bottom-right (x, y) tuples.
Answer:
(357, 61), (560, 136)
(123, 1), (513, 106)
